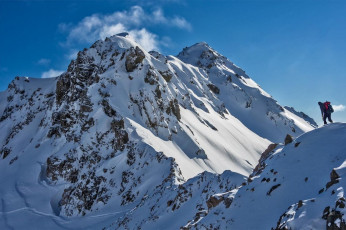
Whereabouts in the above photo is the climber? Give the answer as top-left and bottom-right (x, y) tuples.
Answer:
(318, 101), (334, 125)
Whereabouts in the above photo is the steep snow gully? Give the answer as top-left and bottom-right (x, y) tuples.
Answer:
(1, 33), (343, 229)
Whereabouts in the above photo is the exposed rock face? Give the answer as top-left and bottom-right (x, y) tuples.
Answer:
(125, 46), (145, 72)
(168, 99), (181, 121)
(284, 134), (293, 145)
(207, 83), (220, 94)
(252, 143), (278, 177)
(326, 169), (340, 189)
(158, 70), (173, 82)
(206, 195), (224, 209)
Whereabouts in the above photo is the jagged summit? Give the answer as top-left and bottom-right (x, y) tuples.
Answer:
(178, 41), (214, 57)
(177, 42), (223, 66)
(178, 42), (217, 56)
(177, 41), (249, 83)
(105, 32), (142, 50)
(85, 32), (148, 61)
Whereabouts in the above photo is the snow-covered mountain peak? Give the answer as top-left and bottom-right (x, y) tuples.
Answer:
(184, 42), (214, 54)
(62, 32), (151, 88)
(91, 32), (142, 50)
(74, 32), (150, 73)
(177, 42), (221, 65)
(180, 41), (214, 54)
(0, 34), (320, 227)
(177, 41), (249, 81)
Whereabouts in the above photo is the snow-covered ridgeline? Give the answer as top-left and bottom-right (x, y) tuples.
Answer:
(185, 123), (346, 230)
(0, 33), (323, 229)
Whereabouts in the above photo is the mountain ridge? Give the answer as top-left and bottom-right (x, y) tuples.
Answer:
(184, 123), (346, 229)
(0, 33), (331, 229)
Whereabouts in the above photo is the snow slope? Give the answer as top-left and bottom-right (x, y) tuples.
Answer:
(186, 123), (346, 229)
(0, 33), (318, 229)
(177, 42), (315, 142)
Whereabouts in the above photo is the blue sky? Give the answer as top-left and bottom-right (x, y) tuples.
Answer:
(1, 0), (345, 125)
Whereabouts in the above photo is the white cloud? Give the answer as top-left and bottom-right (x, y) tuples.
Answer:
(171, 16), (192, 30)
(99, 23), (158, 51)
(99, 23), (127, 40)
(129, 28), (159, 52)
(63, 15), (103, 44)
(60, 6), (191, 51)
(41, 69), (64, 78)
(152, 8), (167, 24)
(38, 58), (51, 65)
(333, 104), (345, 112)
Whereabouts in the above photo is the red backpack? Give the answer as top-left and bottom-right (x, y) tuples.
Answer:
(324, 101), (334, 113)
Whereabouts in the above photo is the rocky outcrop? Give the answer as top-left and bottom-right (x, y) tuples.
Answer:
(125, 46), (145, 72)
(284, 134), (293, 145)
(207, 83), (220, 94)
(252, 143), (278, 177)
